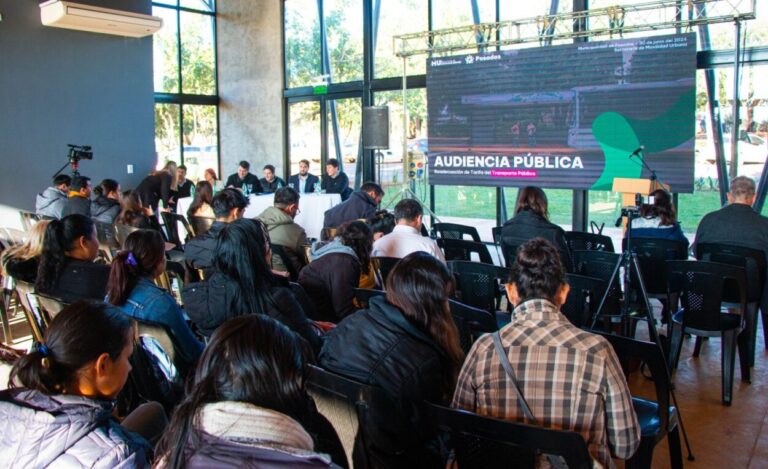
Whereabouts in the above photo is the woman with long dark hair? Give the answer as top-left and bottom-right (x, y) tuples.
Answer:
(35, 214), (109, 303)
(92, 178), (122, 224)
(0, 301), (152, 467)
(106, 230), (202, 373)
(1, 219), (50, 283)
(186, 180), (214, 219)
(117, 190), (160, 230)
(182, 218), (321, 350)
(298, 220), (373, 322)
(154, 315), (344, 468)
(319, 251), (464, 467)
(628, 189), (689, 246)
(135, 161), (178, 214)
(500, 186), (572, 271)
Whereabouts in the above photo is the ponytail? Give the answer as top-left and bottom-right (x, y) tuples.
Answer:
(106, 230), (165, 305)
(35, 215), (94, 294)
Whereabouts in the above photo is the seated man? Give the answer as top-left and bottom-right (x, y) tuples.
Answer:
(452, 238), (640, 468)
(260, 164), (285, 193)
(371, 199), (444, 262)
(257, 186), (308, 276)
(62, 175), (92, 218)
(35, 174), (71, 219)
(184, 188), (248, 278)
(323, 181), (384, 231)
(321, 158), (350, 200)
(225, 160), (263, 195)
(287, 159), (319, 194)
(176, 164), (194, 199)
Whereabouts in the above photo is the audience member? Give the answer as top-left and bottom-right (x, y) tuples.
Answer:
(35, 174), (71, 219)
(135, 161), (178, 214)
(155, 315), (344, 468)
(1, 220), (50, 283)
(117, 190), (160, 231)
(323, 181), (384, 230)
(321, 158), (350, 200)
(106, 230), (203, 374)
(225, 160), (263, 195)
(176, 164), (194, 199)
(368, 210), (396, 241)
(91, 178), (122, 225)
(203, 168), (223, 194)
(182, 219), (321, 351)
(257, 186), (308, 275)
(36, 214), (109, 303)
(260, 164), (285, 193)
(186, 181), (214, 219)
(0, 301), (160, 467)
(452, 238), (640, 468)
(627, 189), (689, 246)
(184, 188), (247, 277)
(371, 199), (444, 261)
(288, 159), (319, 193)
(320, 252), (464, 467)
(298, 221), (372, 322)
(62, 175), (92, 218)
(501, 186), (572, 271)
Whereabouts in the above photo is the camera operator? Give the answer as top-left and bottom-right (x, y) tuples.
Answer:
(624, 189), (688, 248)
(35, 174), (71, 219)
(62, 176), (92, 218)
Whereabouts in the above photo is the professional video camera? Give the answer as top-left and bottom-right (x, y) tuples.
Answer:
(615, 193), (651, 226)
(67, 144), (93, 163)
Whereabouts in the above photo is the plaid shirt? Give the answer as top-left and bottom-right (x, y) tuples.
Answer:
(451, 299), (640, 468)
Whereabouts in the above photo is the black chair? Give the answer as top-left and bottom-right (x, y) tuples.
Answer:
(354, 288), (385, 310)
(491, 226), (502, 244)
(562, 273), (606, 328)
(596, 332), (684, 469)
(13, 280), (46, 342)
(564, 230), (615, 253)
(449, 299), (498, 353)
(289, 282), (321, 321)
(438, 238), (493, 265)
(424, 402), (593, 469)
(666, 260), (748, 405)
(571, 250), (622, 320)
(696, 242), (767, 365)
(432, 222), (481, 242)
(270, 244), (300, 281)
(372, 256), (400, 288)
(160, 212), (194, 249)
(499, 240), (522, 269)
(188, 216), (215, 237)
(115, 223), (140, 248)
(448, 260), (510, 314)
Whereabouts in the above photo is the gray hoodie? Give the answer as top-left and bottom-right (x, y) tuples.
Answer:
(309, 237), (358, 262)
(35, 187), (67, 219)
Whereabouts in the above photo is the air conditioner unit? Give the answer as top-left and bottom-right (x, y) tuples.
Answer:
(40, 0), (162, 38)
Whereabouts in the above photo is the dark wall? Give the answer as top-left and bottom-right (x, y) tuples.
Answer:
(0, 0), (155, 211)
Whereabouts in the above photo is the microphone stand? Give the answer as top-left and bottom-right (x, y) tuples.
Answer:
(630, 147), (659, 184)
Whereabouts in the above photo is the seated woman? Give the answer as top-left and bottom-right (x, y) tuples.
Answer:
(319, 252), (464, 468)
(117, 190), (160, 231)
(36, 214), (110, 303)
(0, 301), (158, 467)
(106, 229), (203, 375)
(298, 221), (372, 322)
(628, 189), (689, 247)
(155, 315), (344, 468)
(204, 167), (224, 194)
(1, 219), (50, 283)
(501, 186), (572, 271)
(182, 218), (321, 351)
(186, 180), (215, 220)
(92, 178), (122, 225)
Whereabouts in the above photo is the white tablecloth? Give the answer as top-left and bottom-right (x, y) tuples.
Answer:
(177, 192), (341, 240)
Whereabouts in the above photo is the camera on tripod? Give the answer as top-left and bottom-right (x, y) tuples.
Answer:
(615, 193), (644, 226)
(67, 144), (93, 164)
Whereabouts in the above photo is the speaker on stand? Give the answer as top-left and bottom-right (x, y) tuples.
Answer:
(362, 106), (390, 184)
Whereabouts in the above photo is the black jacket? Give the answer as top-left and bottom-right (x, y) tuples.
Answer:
(321, 172), (350, 199)
(259, 177), (286, 193)
(39, 258), (110, 304)
(62, 195), (91, 218)
(319, 296), (450, 468)
(298, 251), (360, 322)
(177, 179), (194, 199)
(287, 173), (319, 193)
(184, 221), (226, 277)
(181, 272), (321, 351)
(224, 172), (263, 193)
(323, 191), (378, 229)
(91, 195), (121, 224)
(136, 172), (175, 211)
(501, 210), (573, 271)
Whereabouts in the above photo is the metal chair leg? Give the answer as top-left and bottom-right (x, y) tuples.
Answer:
(722, 330), (737, 406)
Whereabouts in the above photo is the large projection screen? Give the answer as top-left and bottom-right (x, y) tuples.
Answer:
(426, 33), (697, 193)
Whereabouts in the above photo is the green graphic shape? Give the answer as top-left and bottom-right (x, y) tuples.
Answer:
(591, 88), (695, 190)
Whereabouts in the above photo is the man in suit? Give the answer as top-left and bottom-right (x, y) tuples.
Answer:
(225, 160), (263, 195)
(287, 159), (319, 194)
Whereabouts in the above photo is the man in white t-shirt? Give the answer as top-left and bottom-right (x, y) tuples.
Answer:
(371, 198), (445, 262)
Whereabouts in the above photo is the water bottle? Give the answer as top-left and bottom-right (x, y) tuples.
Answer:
(315, 182), (322, 195)
(243, 184), (250, 197)
(189, 182), (195, 199)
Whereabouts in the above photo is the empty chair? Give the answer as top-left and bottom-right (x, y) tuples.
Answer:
(666, 260), (749, 405)
(448, 260), (510, 314)
(115, 223), (140, 248)
(353, 287), (385, 310)
(187, 215), (215, 237)
(160, 211), (194, 249)
(432, 222), (481, 242)
(371, 256), (400, 288)
(93, 221), (119, 262)
(571, 250), (622, 321)
(425, 402), (594, 469)
(438, 238), (493, 265)
(565, 230), (615, 253)
(449, 299), (498, 352)
(562, 273), (606, 328)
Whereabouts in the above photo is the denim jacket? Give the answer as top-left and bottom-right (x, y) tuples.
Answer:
(116, 278), (203, 369)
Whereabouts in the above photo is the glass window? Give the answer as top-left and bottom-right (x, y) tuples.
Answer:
(180, 0), (215, 12)
(696, 1), (767, 50)
(153, 6), (179, 93)
(373, 0), (428, 78)
(327, 97), (362, 188)
(180, 11), (216, 95)
(288, 100), (322, 181)
(324, 0), (364, 83)
(285, 0), (322, 88)
(155, 103), (181, 169)
(432, 0), (496, 30)
(182, 105), (218, 181)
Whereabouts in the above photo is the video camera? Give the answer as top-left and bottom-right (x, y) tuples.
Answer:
(67, 144), (93, 163)
(615, 193), (652, 226)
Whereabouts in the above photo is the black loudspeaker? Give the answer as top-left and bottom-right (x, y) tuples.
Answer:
(362, 106), (389, 149)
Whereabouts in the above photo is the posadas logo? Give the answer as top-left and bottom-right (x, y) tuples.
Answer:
(465, 55), (475, 64)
